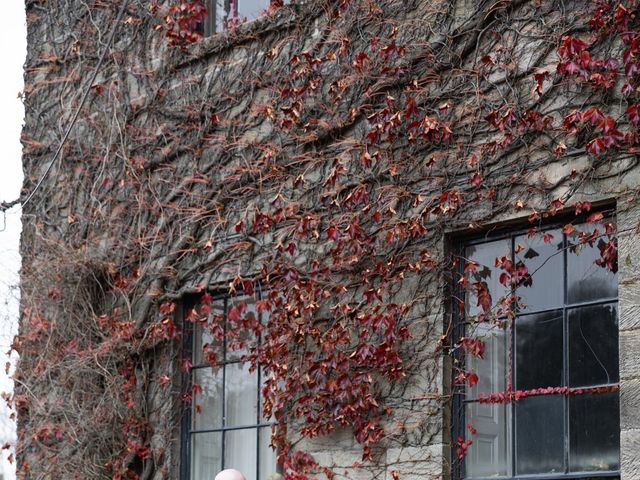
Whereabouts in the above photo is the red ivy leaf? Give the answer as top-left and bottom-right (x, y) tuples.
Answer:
(586, 136), (606, 156)
(583, 107), (604, 126)
(575, 201), (591, 215)
(587, 212), (604, 223)
(181, 358), (192, 373)
(470, 171), (483, 188)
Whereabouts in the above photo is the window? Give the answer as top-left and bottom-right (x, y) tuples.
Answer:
(202, 0), (272, 34)
(181, 294), (281, 480)
(453, 218), (620, 479)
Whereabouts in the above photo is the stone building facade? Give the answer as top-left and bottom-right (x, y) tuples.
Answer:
(16, 0), (640, 479)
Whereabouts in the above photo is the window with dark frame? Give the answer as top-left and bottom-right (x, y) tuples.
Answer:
(181, 293), (281, 480)
(202, 0), (272, 35)
(452, 217), (620, 479)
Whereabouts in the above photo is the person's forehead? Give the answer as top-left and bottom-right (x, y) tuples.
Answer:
(215, 469), (246, 480)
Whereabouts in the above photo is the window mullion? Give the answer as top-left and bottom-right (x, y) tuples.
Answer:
(256, 423), (261, 480)
(222, 297), (228, 468)
(451, 244), (467, 480)
(510, 233), (516, 478)
(257, 314), (262, 480)
(563, 230), (569, 474)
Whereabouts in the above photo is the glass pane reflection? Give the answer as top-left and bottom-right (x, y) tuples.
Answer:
(467, 324), (507, 397)
(237, 0), (270, 20)
(465, 402), (510, 477)
(516, 311), (563, 390)
(191, 432), (222, 480)
(515, 229), (563, 312)
(568, 304), (619, 387)
(193, 368), (223, 430)
(194, 301), (225, 365)
(225, 362), (258, 427)
(225, 429), (257, 479)
(516, 396), (564, 475)
(465, 239), (511, 317)
(259, 426), (280, 480)
(570, 393), (620, 472)
(567, 222), (617, 303)
(226, 298), (258, 361)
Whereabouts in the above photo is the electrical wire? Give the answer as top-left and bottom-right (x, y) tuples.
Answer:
(3, 0), (130, 213)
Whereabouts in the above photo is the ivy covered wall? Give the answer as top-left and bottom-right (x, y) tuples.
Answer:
(15, 0), (640, 478)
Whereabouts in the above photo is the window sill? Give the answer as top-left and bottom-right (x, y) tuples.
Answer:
(464, 470), (620, 480)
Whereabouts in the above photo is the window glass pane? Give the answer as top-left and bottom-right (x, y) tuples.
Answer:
(466, 324), (507, 398)
(194, 300), (225, 365)
(515, 310), (563, 389)
(225, 429), (257, 479)
(191, 432), (222, 480)
(569, 392), (620, 472)
(465, 402), (510, 477)
(193, 367), (223, 430)
(568, 304), (619, 387)
(259, 426), (280, 480)
(213, 0), (230, 32)
(567, 222), (617, 303)
(226, 297), (258, 361)
(237, 0), (270, 20)
(225, 362), (258, 427)
(515, 229), (563, 312)
(515, 395), (564, 475)
(465, 239), (511, 318)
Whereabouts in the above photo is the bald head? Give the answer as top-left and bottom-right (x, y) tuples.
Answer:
(215, 469), (246, 480)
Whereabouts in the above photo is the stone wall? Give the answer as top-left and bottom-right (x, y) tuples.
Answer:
(17, 0), (640, 478)
(618, 200), (640, 480)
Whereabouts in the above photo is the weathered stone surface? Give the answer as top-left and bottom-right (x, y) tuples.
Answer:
(620, 329), (640, 380)
(620, 275), (640, 331)
(620, 378), (640, 431)
(617, 200), (640, 234)
(297, 427), (357, 450)
(304, 450), (376, 480)
(619, 232), (640, 279)
(621, 429), (640, 480)
(385, 444), (445, 480)
(18, 0), (640, 478)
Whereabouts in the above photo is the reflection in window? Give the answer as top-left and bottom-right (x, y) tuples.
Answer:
(514, 229), (563, 311)
(569, 393), (620, 472)
(183, 295), (282, 480)
(465, 239), (511, 318)
(568, 304), (619, 387)
(515, 396), (564, 475)
(204, 0), (272, 34)
(465, 325), (510, 476)
(459, 218), (619, 479)
(516, 311), (563, 390)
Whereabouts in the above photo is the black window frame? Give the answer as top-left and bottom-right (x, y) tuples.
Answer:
(180, 290), (280, 480)
(451, 214), (621, 480)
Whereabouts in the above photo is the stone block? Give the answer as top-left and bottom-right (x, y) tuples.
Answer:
(621, 429), (640, 480)
(307, 450), (378, 480)
(619, 233), (640, 278)
(620, 329), (640, 380)
(617, 201), (640, 233)
(297, 427), (356, 450)
(385, 444), (446, 480)
(620, 378), (640, 431)
(620, 276), (640, 331)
